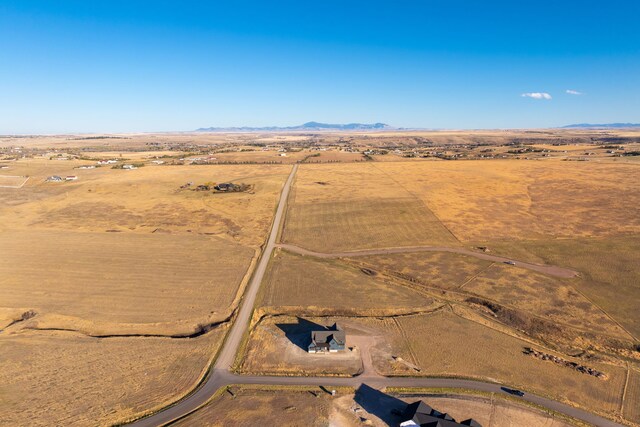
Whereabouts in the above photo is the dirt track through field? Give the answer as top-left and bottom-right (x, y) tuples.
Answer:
(276, 244), (579, 279)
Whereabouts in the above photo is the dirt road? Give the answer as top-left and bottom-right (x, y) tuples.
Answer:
(127, 165), (621, 427)
(276, 243), (579, 278)
(214, 164), (298, 371)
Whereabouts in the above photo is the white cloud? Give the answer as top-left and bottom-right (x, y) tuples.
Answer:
(566, 89), (583, 95)
(521, 92), (552, 100)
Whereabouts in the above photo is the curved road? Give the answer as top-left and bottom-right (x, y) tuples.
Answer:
(127, 164), (620, 427)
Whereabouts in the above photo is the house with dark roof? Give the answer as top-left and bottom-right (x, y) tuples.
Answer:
(400, 401), (481, 427)
(308, 323), (346, 353)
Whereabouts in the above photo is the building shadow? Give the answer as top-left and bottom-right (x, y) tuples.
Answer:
(275, 317), (326, 351)
(354, 383), (406, 426)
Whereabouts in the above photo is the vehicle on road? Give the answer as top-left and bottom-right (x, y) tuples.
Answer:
(504, 261), (516, 266)
(501, 386), (525, 396)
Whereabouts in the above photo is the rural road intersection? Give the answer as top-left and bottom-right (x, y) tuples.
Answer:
(127, 164), (621, 427)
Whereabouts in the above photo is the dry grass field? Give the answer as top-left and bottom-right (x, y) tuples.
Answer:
(209, 149), (309, 163)
(0, 158), (290, 424)
(258, 250), (435, 314)
(0, 174), (28, 188)
(483, 237), (640, 340)
(0, 158), (291, 247)
(0, 230), (253, 335)
(0, 328), (225, 427)
(394, 310), (627, 418)
(374, 160), (640, 241)
(349, 251), (493, 290)
(349, 249), (630, 339)
(282, 163), (459, 252)
(172, 386), (338, 427)
(2, 133), (639, 426)
(624, 368), (640, 424)
(461, 263), (628, 338)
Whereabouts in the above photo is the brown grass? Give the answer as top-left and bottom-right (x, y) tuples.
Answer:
(348, 251), (493, 290)
(483, 236), (640, 340)
(172, 386), (338, 427)
(0, 159), (291, 247)
(0, 160), (290, 425)
(624, 367), (640, 424)
(374, 160), (640, 241)
(462, 263), (628, 338)
(0, 230), (253, 335)
(393, 310), (627, 418)
(0, 328), (225, 427)
(258, 250), (434, 313)
(282, 163), (459, 252)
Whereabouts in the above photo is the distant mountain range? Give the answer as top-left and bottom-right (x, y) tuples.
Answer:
(562, 123), (640, 129)
(195, 121), (392, 132)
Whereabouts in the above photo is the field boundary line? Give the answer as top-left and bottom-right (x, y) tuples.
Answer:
(0, 175), (29, 188)
(368, 162), (462, 244)
(391, 316), (421, 368)
(566, 283), (637, 342)
(458, 261), (496, 290)
(620, 362), (630, 416)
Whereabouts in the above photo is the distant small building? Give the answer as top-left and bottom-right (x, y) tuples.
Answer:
(214, 182), (239, 191)
(401, 401), (481, 427)
(46, 175), (63, 182)
(122, 164), (137, 170)
(308, 323), (346, 353)
(65, 176), (78, 181)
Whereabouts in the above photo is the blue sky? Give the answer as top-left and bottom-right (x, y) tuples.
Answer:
(1, 1), (638, 133)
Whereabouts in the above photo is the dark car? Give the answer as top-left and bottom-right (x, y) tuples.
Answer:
(504, 261), (516, 266)
(501, 387), (524, 396)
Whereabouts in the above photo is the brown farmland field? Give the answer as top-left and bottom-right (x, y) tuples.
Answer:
(282, 163), (459, 252)
(0, 159), (291, 247)
(0, 230), (254, 335)
(624, 367), (640, 424)
(394, 310), (627, 418)
(0, 328), (225, 427)
(483, 236), (640, 340)
(258, 249), (435, 314)
(172, 386), (338, 427)
(0, 159), (290, 425)
(375, 160), (640, 241)
(462, 263), (628, 338)
(349, 251), (493, 290)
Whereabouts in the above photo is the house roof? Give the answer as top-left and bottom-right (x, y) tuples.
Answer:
(310, 323), (345, 345)
(402, 401), (482, 427)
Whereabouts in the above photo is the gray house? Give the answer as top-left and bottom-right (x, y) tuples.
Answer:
(400, 401), (481, 427)
(308, 323), (346, 353)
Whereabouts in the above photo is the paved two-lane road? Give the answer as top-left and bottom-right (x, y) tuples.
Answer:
(128, 164), (622, 427)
